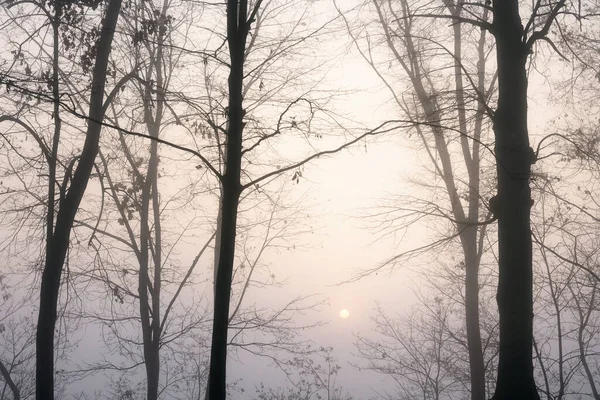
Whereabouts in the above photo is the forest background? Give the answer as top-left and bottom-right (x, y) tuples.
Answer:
(1, 0), (600, 400)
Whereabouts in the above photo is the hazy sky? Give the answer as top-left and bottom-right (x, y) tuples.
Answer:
(0, 0), (579, 398)
(227, 42), (456, 397)
(221, 7), (570, 397)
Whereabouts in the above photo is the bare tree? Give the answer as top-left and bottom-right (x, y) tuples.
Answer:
(356, 302), (468, 400)
(0, 277), (35, 400)
(0, 0), (126, 395)
(202, 2), (418, 398)
(530, 169), (600, 400)
(336, 1), (497, 398)
(31, 1), (124, 397)
(355, 254), (502, 400)
(253, 347), (354, 400)
(405, 1), (587, 397)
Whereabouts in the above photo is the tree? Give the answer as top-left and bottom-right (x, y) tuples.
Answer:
(356, 302), (467, 400)
(487, 0), (570, 397)
(0, 0), (379, 396)
(337, 1), (496, 397)
(355, 256), (501, 400)
(253, 348), (354, 400)
(377, 1), (593, 397)
(204, 2), (412, 398)
(96, 1), (206, 397)
(0, 0), (124, 396)
(5, 0), (600, 397)
(63, 1), (323, 396)
(0, 276), (35, 400)
(205, 2), (249, 397)
(340, 1), (598, 398)
(33, 0), (123, 396)
(529, 164), (600, 400)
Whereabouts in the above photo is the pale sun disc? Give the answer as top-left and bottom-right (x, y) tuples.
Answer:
(339, 309), (350, 319)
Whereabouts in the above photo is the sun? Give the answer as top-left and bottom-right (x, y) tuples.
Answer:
(339, 309), (350, 319)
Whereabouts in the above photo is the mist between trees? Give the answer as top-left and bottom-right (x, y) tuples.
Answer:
(0, 0), (599, 399)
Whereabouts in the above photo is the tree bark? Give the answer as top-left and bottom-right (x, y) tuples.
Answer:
(206, 1), (248, 399)
(35, 1), (122, 398)
(491, 1), (539, 398)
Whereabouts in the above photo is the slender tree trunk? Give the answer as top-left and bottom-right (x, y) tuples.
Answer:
(147, 110), (163, 400)
(462, 229), (485, 400)
(0, 360), (19, 400)
(138, 5), (167, 394)
(149, 138), (162, 400)
(573, 281), (600, 399)
(206, 1), (248, 399)
(36, 4), (63, 395)
(446, 4), (486, 397)
(207, 160), (241, 400)
(540, 247), (565, 399)
(139, 130), (160, 400)
(373, 3), (488, 397)
(491, 1), (539, 398)
(35, 1), (122, 398)
(47, 0), (62, 286)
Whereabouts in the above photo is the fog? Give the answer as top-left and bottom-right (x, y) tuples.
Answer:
(2, 0), (600, 399)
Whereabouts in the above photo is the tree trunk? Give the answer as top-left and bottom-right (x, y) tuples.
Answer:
(573, 281), (600, 399)
(491, 1), (539, 398)
(206, 1), (248, 399)
(35, 1), (122, 398)
(0, 360), (20, 400)
(447, 4), (486, 397)
(373, 3), (488, 396)
(139, 130), (161, 400)
(462, 228), (486, 400)
(139, 5), (167, 394)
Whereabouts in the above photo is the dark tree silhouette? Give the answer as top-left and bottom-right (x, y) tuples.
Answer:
(489, 1), (538, 398)
(205, 1), (252, 399)
(34, 0), (123, 398)
(489, 0), (567, 398)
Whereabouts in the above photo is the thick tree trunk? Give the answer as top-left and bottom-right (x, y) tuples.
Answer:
(206, 2), (247, 399)
(491, 1), (539, 399)
(35, 1), (122, 398)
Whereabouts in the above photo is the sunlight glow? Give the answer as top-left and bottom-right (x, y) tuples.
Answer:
(339, 309), (350, 319)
